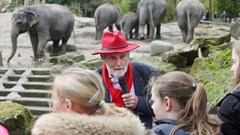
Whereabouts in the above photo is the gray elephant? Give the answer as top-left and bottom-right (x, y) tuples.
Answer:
(94, 3), (121, 40)
(138, 0), (167, 41)
(176, 0), (204, 43)
(121, 12), (139, 40)
(8, 4), (74, 63)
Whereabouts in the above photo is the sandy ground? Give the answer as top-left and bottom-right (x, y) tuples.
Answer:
(0, 12), (231, 68)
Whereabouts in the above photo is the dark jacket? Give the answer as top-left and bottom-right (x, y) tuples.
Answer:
(217, 87), (240, 135)
(97, 61), (158, 128)
(152, 119), (190, 135)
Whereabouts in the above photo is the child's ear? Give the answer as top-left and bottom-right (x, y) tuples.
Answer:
(163, 96), (172, 111)
(64, 98), (73, 112)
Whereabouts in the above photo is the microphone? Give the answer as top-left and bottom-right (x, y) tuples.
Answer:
(118, 76), (129, 94)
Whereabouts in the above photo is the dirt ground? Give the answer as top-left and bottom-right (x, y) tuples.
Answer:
(0, 12), (231, 68)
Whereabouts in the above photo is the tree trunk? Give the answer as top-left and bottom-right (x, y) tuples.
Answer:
(24, 0), (30, 6)
(42, 0), (46, 4)
(173, 0), (177, 21)
(35, 0), (40, 4)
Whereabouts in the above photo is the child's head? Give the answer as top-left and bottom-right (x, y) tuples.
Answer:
(51, 67), (105, 114)
(231, 40), (240, 87)
(150, 71), (206, 120)
(149, 71), (220, 134)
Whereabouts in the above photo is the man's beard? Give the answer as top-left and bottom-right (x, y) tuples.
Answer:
(106, 64), (128, 78)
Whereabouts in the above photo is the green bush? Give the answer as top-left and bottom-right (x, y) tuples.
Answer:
(194, 49), (233, 103)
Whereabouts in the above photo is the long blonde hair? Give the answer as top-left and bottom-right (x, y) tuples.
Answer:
(150, 71), (221, 135)
(232, 40), (240, 89)
(51, 67), (128, 116)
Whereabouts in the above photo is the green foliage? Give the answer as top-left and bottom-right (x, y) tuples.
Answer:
(69, 6), (83, 16)
(194, 49), (233, 103)
(47, 0), (71, 5)
(216, 0), (240, 19)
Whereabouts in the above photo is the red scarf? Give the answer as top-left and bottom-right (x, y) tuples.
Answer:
(102, 62), (133, 107)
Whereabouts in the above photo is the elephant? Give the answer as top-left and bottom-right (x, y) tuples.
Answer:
(120, 12), (139, 40)
(176, 0), (204, 43)
(7, 4), (74, 63)
(138, 0), (167, 41)
(94, 3), (121, 40)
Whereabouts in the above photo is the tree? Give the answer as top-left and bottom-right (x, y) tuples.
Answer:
(24, 0), (29, 6)
(216, 0), (240, 19)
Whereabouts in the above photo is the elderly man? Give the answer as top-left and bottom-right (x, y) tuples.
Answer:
(92, 30), (158, 128)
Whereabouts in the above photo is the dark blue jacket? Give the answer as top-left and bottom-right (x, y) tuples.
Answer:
(152, 119), (190, 135)
(217, 87), (240, 135)
(97, 61), (158, 128)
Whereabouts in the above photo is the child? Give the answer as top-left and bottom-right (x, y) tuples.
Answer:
(149, 71), (221, 135)
(0, 125), (9, 135)
(32, 67), (152, 135)
(218, 40), (240, 135)
(50, 67), (127, 116)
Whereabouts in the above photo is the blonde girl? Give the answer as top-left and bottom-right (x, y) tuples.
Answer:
(50, 67), (128, 116)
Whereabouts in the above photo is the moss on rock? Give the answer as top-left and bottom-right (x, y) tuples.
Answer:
(0, 102), (34, 135)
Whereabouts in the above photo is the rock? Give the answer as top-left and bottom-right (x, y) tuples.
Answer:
(230, 21), (240, 40)
(0, 102), (34, 135)
(49, 54), (85, 65)
(134, 56), (177, 74)
(161, 51), (188, 68)
(192, 33), (231, 47)
(44, 44), (77, 53)
(150, 40), (173, 56)
(78, 58), (103, 70)
(0, 51), (3, 66)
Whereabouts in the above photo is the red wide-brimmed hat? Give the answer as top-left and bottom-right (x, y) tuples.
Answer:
(92, 30), (139, 55)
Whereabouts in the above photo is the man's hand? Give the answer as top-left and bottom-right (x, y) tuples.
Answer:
(122, 93), (138, 109)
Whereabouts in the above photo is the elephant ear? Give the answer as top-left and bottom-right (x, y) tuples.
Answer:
(26, 11), (38, 27)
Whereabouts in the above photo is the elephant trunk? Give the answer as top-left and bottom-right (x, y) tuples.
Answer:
(8, 25), (19, 63)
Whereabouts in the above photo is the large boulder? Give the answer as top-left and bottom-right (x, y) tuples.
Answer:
(0, 102), (34, 135)
(230, 21), (240, 40)
(150, 40), (173, 56)
(161, 33), (231, 68)
(49, 54), (85, 65)
(78, 58), (103, 70)
(134, 56), (177, 74)
(192, 32), (231, 47)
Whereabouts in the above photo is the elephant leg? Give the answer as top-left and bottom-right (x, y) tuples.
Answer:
(30, 35), (39, 61)
(139, 24), (145, 40)
(155, 24), (161, 39)
(95, 27), (98, 40)
(146, 23), (150, 38)
(129, 30), (133, 39)
(186, 28), (194, 44)
(108, 25), (113, 32)
(37, 32), (49, 61)
(149, 25), (155, 41)
(50, 40), (60, 56)
(59, 38), (68, 55)
(134, 26), (139, 39)
(115, 23), (121, 31)
(181, 28), (187, 42)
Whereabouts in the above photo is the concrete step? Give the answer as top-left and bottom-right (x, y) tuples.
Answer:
(0, 89), (51, 98)
(7, 75), (52, 82)
(3, 82), (52, 89)
(0, 96), (52, 107)
(0, 67), (52, 116)
(0, 68), (50, 75)
(25, 106), (51, 115)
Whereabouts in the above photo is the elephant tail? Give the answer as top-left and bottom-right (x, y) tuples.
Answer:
(148, 4), (155, 31)
(186, 8), (192, 33)
(72, 28), (76, 44)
